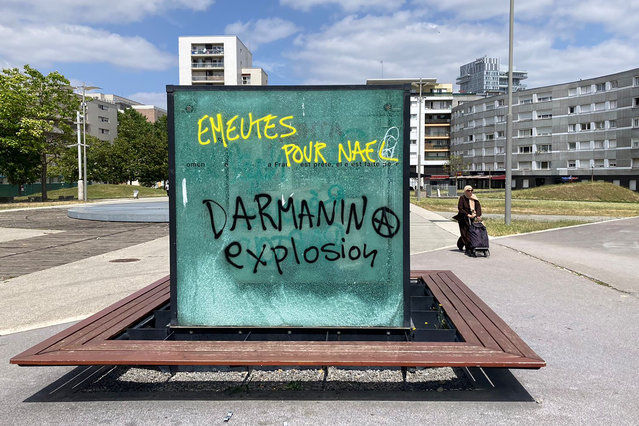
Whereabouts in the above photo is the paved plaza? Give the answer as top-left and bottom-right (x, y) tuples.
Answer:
(0, 200), (637, 424)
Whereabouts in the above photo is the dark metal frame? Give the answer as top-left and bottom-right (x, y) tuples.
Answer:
(166, 84), (412, 329)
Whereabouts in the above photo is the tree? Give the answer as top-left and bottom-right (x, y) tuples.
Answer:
(443, 154), (468, 188)
(0, 65), (79, 200)
(112, 109), (168, 186)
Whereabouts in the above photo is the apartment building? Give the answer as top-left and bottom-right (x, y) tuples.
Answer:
(457, 56), (527, 95)
(367, 78), (480, 183)
(178, 36), (267, 86)
(84, 93), (166, 141)
(450, 67), (639, 191)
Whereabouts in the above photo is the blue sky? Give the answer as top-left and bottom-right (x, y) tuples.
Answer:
(1, 0), (637, 110)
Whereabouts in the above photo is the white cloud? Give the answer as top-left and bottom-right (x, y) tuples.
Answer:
(288, 12), (501, 85)
(280, 0), (404, 13)
(0, 24), (174, 70)
(0, 0), (215, 25)
(286, 7), (639, 92)
(225, 18), (301, 50)
(127, 92), (168, 110)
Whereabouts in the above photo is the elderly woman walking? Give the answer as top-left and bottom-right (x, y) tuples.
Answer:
(453, 185), (482, 254)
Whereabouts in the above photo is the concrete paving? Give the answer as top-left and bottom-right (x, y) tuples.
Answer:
(0, 202), (638, 424)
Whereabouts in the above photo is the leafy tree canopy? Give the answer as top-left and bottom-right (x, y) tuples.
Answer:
(0, 65), (79, 199)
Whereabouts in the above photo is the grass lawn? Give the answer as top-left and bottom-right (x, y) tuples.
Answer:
(0, 184), (166, 210)
(412, 182), (639, 217)
(413, 181), (639, 236)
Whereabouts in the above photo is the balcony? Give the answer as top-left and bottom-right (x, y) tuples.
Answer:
(192, 75), (224, 82)
(191, 47), (224, 55)
(424, 143), (449, 151)
(192, 62), (224, 69)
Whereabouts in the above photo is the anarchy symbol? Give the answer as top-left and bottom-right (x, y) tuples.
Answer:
(372, 207), (400, 238)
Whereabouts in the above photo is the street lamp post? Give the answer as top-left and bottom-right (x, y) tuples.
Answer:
(75, 111), (83, 201)
(505, 0), (514, 225)
(75, 84), (101, 201)
(417, 78), (423, 200)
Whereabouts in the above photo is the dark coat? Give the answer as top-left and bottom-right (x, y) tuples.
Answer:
(453, 195), (482, 225)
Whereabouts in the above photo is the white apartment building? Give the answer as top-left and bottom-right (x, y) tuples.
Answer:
(178, 36), (267, 86)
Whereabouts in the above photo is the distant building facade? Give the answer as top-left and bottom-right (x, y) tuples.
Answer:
(131, 105), (167, 123)
(178, 36), (267, 86)
(367, 78), (480, 181)
(84, 93), (166, 141)
(450, 67), (639, 191)
(457, 56), (527, 95)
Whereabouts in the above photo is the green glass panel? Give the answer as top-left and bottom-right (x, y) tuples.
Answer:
(171, 86), (407, 327)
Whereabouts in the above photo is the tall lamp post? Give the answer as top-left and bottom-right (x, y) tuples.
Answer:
(505, 0), (514, 225)
(417, 78), (423, 200)
(70, 84), (100, 201)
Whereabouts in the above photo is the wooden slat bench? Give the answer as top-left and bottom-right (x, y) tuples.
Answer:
(11, 271), (545, 369)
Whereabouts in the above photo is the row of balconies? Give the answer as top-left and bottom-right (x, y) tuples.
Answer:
(192, 62), (224, 69)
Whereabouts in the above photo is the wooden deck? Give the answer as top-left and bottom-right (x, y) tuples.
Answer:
(11, 271), (545, 369)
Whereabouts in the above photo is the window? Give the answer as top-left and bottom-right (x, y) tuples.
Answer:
(632, 138), (639, 148)
(580, 104), (591, 113)
(518, 129), (533, 137)
(595, 83), (606, 92)
(496, 115), (505, 123)
(99, 116), (109, 123)
(468, 120), (475, 128)
(468, 135), (474, 142)
(518, 112), (532, 120)
(498, 99), (505, 106)
(98, 104), (108, 111)
(607, 160), (617, 168)
(608, 139), (617, 148)
(634, 118), (639, 128)
(520, 97), (533, 104)
(595, 121), (605, 130)
(537, 127), (552, 136)
(242, 74), (251, 85)
(568, 124), (576, 132)
(609, 120), (617, 128)
(537, 111), (552, 119)
(568, 142), (577, 150)
(610, 80), (618, 88)
(486, 133), (494, 141)
(537, 161), (551, 169)
(581, 122), (592, 131)
(580, 85), (591, 94)
(537, 144), (552, 153)
(99, 128), (110, 134)
(497, 162), (504, 169)
(537, 94), (552, 102)
(496, 131), (505, 138)
(593, 160), (605, 168)
(568, 160), (577, 168)
(568, 88), (577, 96)
(579, 141), (591, 150)
(518, 161), (532, 170)
(609, 100), (617, 109)
(495, 146), (504, 154)
(594, 102), (605, 111)
(634, 97), (639, 107)
(634, 76), (639, 86)
(594, 140), (604, 149)
(519, 145), (532, 153)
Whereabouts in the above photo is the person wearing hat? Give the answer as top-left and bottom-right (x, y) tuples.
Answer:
(453, 185), (482, 254)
